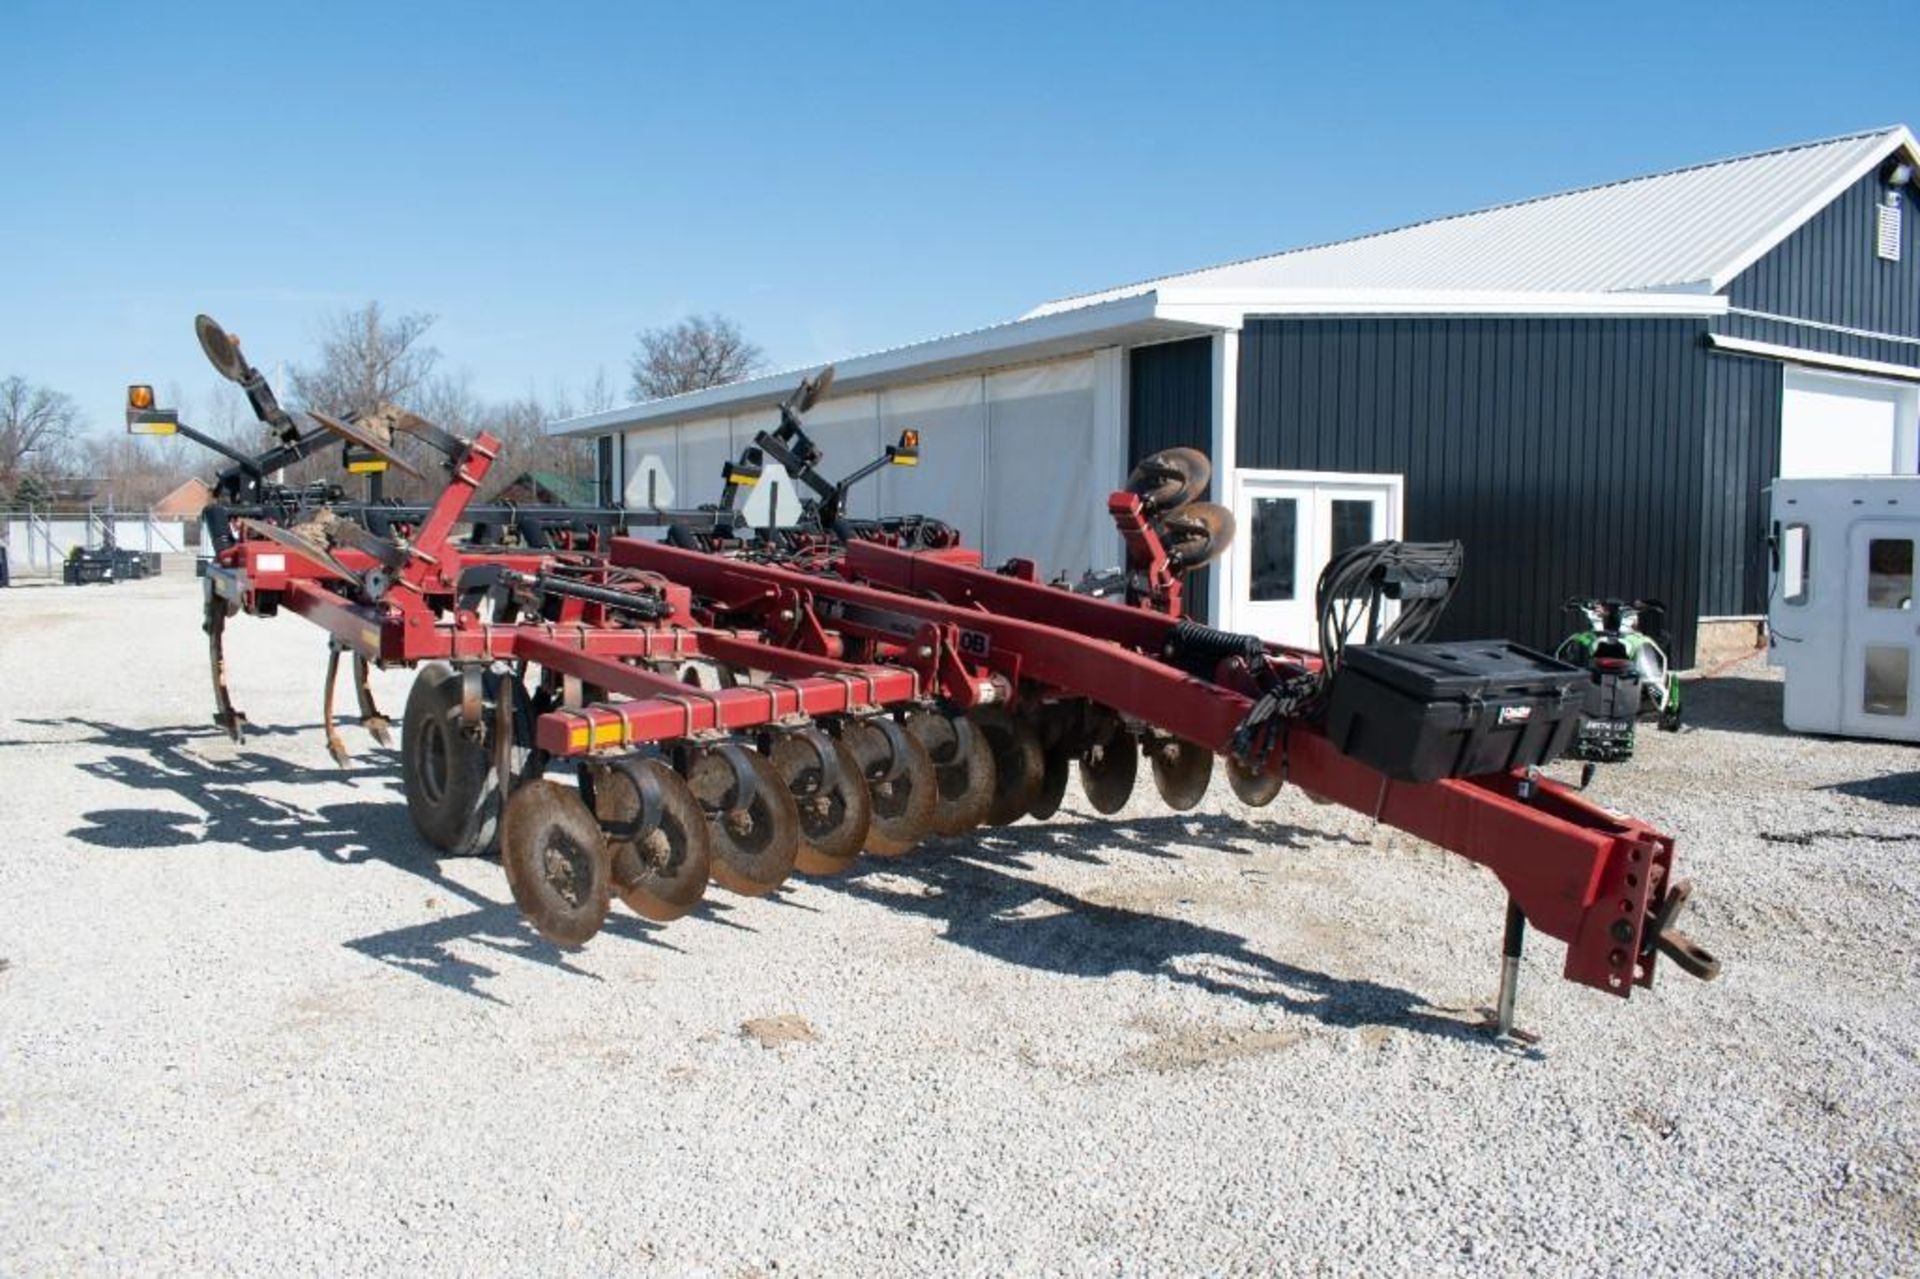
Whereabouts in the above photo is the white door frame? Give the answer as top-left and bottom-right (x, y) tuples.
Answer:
(1222, 468), (1406, 641)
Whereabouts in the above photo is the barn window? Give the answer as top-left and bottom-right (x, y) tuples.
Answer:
(1878, 193), (1902, 262)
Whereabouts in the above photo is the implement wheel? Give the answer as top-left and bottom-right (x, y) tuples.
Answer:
(906, 710), (997, 837)
(401, 663), (490, 854)
(501, 780), (612, 947)
(842, 718), (937, 858)
(972, 708), (1044, 827)
(1149, 738), (1214, 811)
(1079, 725), (1138, 815)
(590, 757), (711, 922)
(1126, 447), (1212, 516)
(770, 731), (873, 877)
(686, 744), (800, 897)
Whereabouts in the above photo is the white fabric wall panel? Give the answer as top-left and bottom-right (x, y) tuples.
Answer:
(879, 376), (988, 545)
(794, 393), (883, 519)
(677, 416), (735, 511)
(622, 428), (678, 509)
(984, 358), (1097, 579)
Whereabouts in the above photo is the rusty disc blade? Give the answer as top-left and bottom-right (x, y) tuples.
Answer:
(906, 710), (996, 837)
(305, 408), (425, 479)
(1126, 447), (1212, 515)
(238, 518), (360, 583)
(593, 757), (711, 922)
(1158, 501), (1236, 573)
(501, 779), (612, 946)
(972, 707), (1044, 827)
(771, 732), (872, 876)
(842, 718), (936, 857)
(1026, 740), (1072, 821)
(1078, 730), (1138, 815)
(1226, 755), (1285, 807)
(195, 314), (250, 383)
(685, 745), (799, 896)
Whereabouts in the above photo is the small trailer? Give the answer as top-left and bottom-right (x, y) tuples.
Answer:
(1769, 476), (1920, 742)
(129, 314), (1721, 1038)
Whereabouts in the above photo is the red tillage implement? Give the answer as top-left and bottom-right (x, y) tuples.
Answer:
(144, 316), (1717, 1038)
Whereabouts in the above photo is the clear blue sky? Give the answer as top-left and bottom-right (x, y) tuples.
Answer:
(4, 0), (1916, 437)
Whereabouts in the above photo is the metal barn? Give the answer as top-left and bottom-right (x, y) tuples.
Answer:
(552, 126), (1920, 667)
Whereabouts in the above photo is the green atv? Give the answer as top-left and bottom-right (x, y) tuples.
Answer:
(1556, 597), (1683, 778)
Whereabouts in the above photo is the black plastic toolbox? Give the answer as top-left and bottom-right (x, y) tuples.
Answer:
(1322, 641), (1586, 783)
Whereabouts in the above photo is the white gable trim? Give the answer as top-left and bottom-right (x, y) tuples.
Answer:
(1702, 126), (1920, 290)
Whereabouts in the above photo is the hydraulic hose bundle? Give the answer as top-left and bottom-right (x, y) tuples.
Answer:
(1232, 540), (1464, 766)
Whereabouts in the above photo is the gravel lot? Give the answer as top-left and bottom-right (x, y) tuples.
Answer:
(2, 575), (1915, 1275)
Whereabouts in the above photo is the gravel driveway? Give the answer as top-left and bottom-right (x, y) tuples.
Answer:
(2, 576), (1915, 1275)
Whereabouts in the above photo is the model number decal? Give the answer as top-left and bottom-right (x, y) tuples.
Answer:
(957, 628), (992, 660)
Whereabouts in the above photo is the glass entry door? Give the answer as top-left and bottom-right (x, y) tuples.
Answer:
(1228, 471), (1404, 647)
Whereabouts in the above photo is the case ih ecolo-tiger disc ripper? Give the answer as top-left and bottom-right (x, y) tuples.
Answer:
(129, 314), (1720, 1037)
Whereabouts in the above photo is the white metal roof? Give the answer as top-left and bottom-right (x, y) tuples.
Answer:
(552, 126), (1915, 437)
(550, 293), (1212, 436)
(1029, 126), (1920, 317)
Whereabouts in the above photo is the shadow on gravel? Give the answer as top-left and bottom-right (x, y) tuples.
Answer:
(1679, 674), (1791, 737)
(827, 815), (1493, 1048)
(1823, 770), (1920, 808)
(37, 716), (711, 1003)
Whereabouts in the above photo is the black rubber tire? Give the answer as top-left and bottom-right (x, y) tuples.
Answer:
(973, 708), (1045, 827)
(501, 780), (612, 947)
(401, 663), (491, 854)
(843, 719), (937, 858)
(906, 710), (996, 837)
(771, 733), (873, 877)
(686, 747), (800, 897)
(592, 757), (712, 922)
(1079, 729), (1138, 815)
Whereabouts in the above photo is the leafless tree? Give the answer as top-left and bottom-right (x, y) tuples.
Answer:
(0, 376), (83, 496)
(629, 314), (763, 401)
(289, 302), (440, 419)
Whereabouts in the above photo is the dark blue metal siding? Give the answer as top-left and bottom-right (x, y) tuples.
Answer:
(1697, 353), (1782, 617)
(1237, 317), (1710, 665)
(596, 436), (617, 507)
(1128, 337), (1212, 460)
(1723, 170), (1920, 356)
(1128, 337), (1215, 620)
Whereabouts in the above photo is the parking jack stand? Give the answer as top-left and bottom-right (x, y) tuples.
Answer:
(1495, 897), (1525, 1041)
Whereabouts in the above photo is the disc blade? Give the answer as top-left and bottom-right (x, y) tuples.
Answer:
(594, 757), (711, 921)
(1027, 740), (1072, 821)
(305, 408), (426, 479)
(1226, 756), (1285, 807)
(1157, 502), (1236, 574)
(842, 718), (935, 857)
(1125, 447), (1212, 515)
(686, 745), (799, 896)
(1078, 729), (1138, 815)
(771, 732), (872, 876)
(1149, 738), (1214, 811)
(238, 518), (360, 583)
(501, 779), (612, 946)
(906, 710), (996, 837)
(973, 708), (1044, 827)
